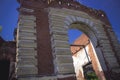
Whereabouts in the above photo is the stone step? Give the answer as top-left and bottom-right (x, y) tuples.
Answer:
(50, 26), (66, 32)
(52, 34), (68, 40)
(114, 48), (120, 52)
(53, 40), (70, 48)
(52, 30), (68, 35)
(18, 40), (37, 45)
(19, 36), (36, 40)
(17, 48), (37, 56)
(101, 44), (112, 50)
(102, 46), (112, 51)
(93, 26), (104, 33)
(17, 52), (37, 56)
(108, 32), (118, 38)
(18, 76), (57, 80)
(49, 23), (65, 29)
(49, 18), (64, 24)
(16, 67), (38, 76)
(18, 41), (37, 48)
(17, 57), (37, 63)
(50, 8), (89, 18)
(57, 63), (75, 74)
(19, 23), (36, 27)
(53, 44), (70, 49)
(105, 57), (117, 62)
(102, 49), (113, 53)
(97, 35), (108, 39)
(112, 67), (120, 73)
(51, 35), (68, 42)
(62, 8), (90, 16)
(17, 55), (36, 59)
(17, 64), (36, 68)
(99, 39), (110, 44)
(52, 49), (71, 55)
(94, 30), (106, 34)
(110, 63), (120, 69)
(19, 19), (35, 24)
(56, 55), (73, 63)
(49, 15), (65, 23)
(105, 57), (119, 68)
(19, 26), (36, 31)
(111, 41), (119, 46)
(50, 20), (65, 26)
(104, 54), (116, 58)
(116, 52), (120, 56)
(54, 48), (71, 55)
(19, 28), (36, 33)
(49, 12), (66, 18)
(18, 39), (36, 43)
(19, 7), (34, 12)
(20, 15), (36, 20)
(49, 13), (65, 19)
(112, 45), (120, 50)
(17, 59), (37, 66)
(19, 31), (36, 37)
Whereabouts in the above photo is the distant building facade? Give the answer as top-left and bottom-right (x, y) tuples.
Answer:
(0, 37), (16, 80)
(0, 0), (120, 80)
(71, 34), (106, 80)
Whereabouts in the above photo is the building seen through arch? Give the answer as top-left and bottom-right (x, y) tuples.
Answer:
(70, 33), (101, 80)
(0, 0), (120, 80)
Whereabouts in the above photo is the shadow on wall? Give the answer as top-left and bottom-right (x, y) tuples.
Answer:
(0, 60), (10, 80)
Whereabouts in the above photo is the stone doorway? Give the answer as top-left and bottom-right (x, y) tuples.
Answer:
(69, 29), (104, 80)
(0, 59), (10, 80)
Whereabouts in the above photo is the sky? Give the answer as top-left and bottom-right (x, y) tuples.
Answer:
(0, 0), (120, 43)
(0, 0), (19, 41)
(69, 0), (120, 43)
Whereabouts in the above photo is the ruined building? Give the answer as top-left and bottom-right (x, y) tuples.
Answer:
(0, 37), (16, 80)
(71, 34), (107, 80)
(0, 0), (120, 80)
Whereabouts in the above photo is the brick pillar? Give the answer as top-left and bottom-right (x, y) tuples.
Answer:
(35, 9), (54, 75)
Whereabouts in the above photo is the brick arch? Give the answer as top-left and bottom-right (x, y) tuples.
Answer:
(48, 7), (120, 79)
(63, 15), (120, 79)
(64, 16), (107, 80)
(64, 16), (102, 48)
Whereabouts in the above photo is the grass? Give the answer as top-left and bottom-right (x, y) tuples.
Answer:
(85, 72), (99, 80)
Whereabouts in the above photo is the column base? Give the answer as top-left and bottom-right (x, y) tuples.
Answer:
(17, 74), (76, 80)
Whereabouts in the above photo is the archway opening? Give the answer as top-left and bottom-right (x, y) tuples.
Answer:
(68, 29), (82, 44)
(0, 59), (10, 80)
(68, 28), (99, 80)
